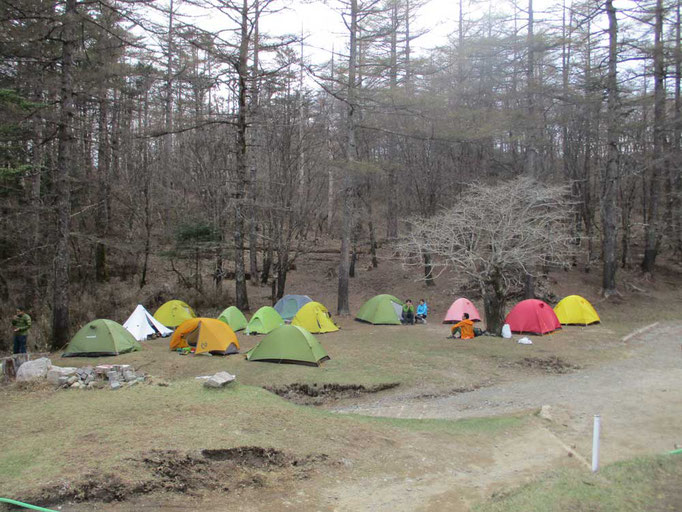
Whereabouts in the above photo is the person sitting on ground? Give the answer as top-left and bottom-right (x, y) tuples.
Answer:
(450, 312), (475, 340)
(402, 299), (415, 325)
(11, 306), (32, 354)
(416, 299), (428, 324)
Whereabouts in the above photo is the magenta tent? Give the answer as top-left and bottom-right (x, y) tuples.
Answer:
(443, 298), (482, 323)
(505, 299), (561, 335)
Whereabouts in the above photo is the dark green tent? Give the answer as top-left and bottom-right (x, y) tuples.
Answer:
(63, 319), (142, 357)
(246, 325), (329, 366)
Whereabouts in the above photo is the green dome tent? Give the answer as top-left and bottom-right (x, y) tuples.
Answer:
(246, 325), (330, 366)
(217, 306), (248, 332)
(63, 319), (142, 357)
(355, 294), (404, 325)
(245, 306), (284, 335)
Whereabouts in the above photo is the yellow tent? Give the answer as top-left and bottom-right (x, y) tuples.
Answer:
(553, 295), (600, 325)
(170, 318), (239, 355)
(291, 302), (339, 333)
(154, 300), (196, 328)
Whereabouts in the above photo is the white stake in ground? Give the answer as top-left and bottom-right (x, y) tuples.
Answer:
(592, 414), (601, 473)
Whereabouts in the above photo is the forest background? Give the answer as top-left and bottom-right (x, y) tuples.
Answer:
(0, 0), (680, 349)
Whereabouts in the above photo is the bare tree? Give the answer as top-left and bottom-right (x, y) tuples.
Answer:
(398, 177), (573, 335)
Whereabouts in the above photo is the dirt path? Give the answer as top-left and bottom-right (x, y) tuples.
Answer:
(334, 321), (682, 465)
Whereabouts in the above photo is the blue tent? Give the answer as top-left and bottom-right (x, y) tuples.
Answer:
(273, 295), (313, 321)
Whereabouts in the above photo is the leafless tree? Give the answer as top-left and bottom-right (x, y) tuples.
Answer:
(398, 177), (574, 335)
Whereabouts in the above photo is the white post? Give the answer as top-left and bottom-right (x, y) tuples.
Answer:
(591, 414), (601, 472)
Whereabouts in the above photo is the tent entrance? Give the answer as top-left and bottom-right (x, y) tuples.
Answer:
(391, 301), (403, 321)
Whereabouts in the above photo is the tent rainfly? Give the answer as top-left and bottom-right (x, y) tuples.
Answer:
(170, 318), (239, 355)
(553, 295), (600, 325)
(291, 302), (339, 333)
(217, 306), (248, 332)
(123, 304), (173, 341)
(273, 295), (313, 321)
(246, 325), (330, 366)
(505, 299), (561, 335)
(246, 306), (284, 335)
(153, 300), (196, 328)
(355, 294), (404, 325)
(63, 319), (142, 357)
(443, 298), (482, 323)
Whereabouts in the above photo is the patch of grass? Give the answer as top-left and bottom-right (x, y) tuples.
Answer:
(476, 454), (682, 512)
(0, 381), (504, 499)
(352, 414), (526, 436)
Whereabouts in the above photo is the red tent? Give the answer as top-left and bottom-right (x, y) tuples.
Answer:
(505, 299), (561, 335)
(443, 298), (482, 323)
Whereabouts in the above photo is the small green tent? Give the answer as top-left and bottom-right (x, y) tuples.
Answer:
(217, 306), (248, 332)
(63, 319), (142, 357)
(245, 306), (284, 335)
(355, 294), (404, 325)
(246, 325), (330, 366)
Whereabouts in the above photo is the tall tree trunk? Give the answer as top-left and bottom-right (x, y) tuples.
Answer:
(52, 0), (77, 350)
(248, 0), (260, 286)
(95, 92), (109, 283)
(423, 251), (434, 286)
(602, 0), (619, 295)
(674, 0), (682, 257)
(337, 0), (358, 316)
(642, 0), (665, 273)
(234, 0), (250, 310)
(483, 271), (505, 336)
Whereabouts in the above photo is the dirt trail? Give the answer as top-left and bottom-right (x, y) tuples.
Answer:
(334, 322), (682, 464)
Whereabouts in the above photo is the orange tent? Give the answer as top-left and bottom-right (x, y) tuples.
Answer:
(170, 318), (239, 355)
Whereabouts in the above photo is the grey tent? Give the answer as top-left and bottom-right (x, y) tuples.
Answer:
(273, 295), (313, 321)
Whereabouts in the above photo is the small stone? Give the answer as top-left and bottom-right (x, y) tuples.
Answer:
(539, 405), (553, 421)
(204, 371), (236, 389)
(126, 380), (138, 387)
(110, 381), (122, 390)
(156, 379), (170, 387)
(70, 382), (80, 388)
(47, 367), (78, 385)
(67, 375), (78, 385)
(107, 371), (120, 383)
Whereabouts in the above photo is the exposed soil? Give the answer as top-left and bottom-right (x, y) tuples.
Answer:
(264, 382), (400, 405)
(511, 356), (581, 374)
(27, 447), (327, 508)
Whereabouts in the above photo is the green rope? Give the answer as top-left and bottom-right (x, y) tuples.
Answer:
(0, 498), (57, 512)
(670, 448), (682, 455)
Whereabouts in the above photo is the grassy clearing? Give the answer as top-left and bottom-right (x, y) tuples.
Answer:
(0, 381), (527, 500)
(476, 454), (682, 512)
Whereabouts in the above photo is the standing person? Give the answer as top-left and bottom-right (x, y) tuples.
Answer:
(12, 307), (32, 354)
(450, 312), (475, 340)
(416, 299), (428, 324)
(402, 299), (415, 325)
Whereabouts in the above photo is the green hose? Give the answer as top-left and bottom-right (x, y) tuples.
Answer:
(0, 498), (57, 512)
(670, 448), (682, 455)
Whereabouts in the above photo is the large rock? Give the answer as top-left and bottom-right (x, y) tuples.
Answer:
(16, 357), (52, 382)
(204, 371), (236, 389)
(47, 366), (78, 385)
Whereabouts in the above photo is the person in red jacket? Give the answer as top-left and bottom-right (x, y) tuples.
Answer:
(450, 313), (475, 340)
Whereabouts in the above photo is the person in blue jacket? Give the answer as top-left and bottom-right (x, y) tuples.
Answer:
(416, 299), (428, 324)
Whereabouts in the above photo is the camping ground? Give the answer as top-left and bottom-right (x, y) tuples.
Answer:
(2, 254), (682, 511)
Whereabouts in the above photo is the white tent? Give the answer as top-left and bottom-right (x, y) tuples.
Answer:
(123, 304), (173, 341)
